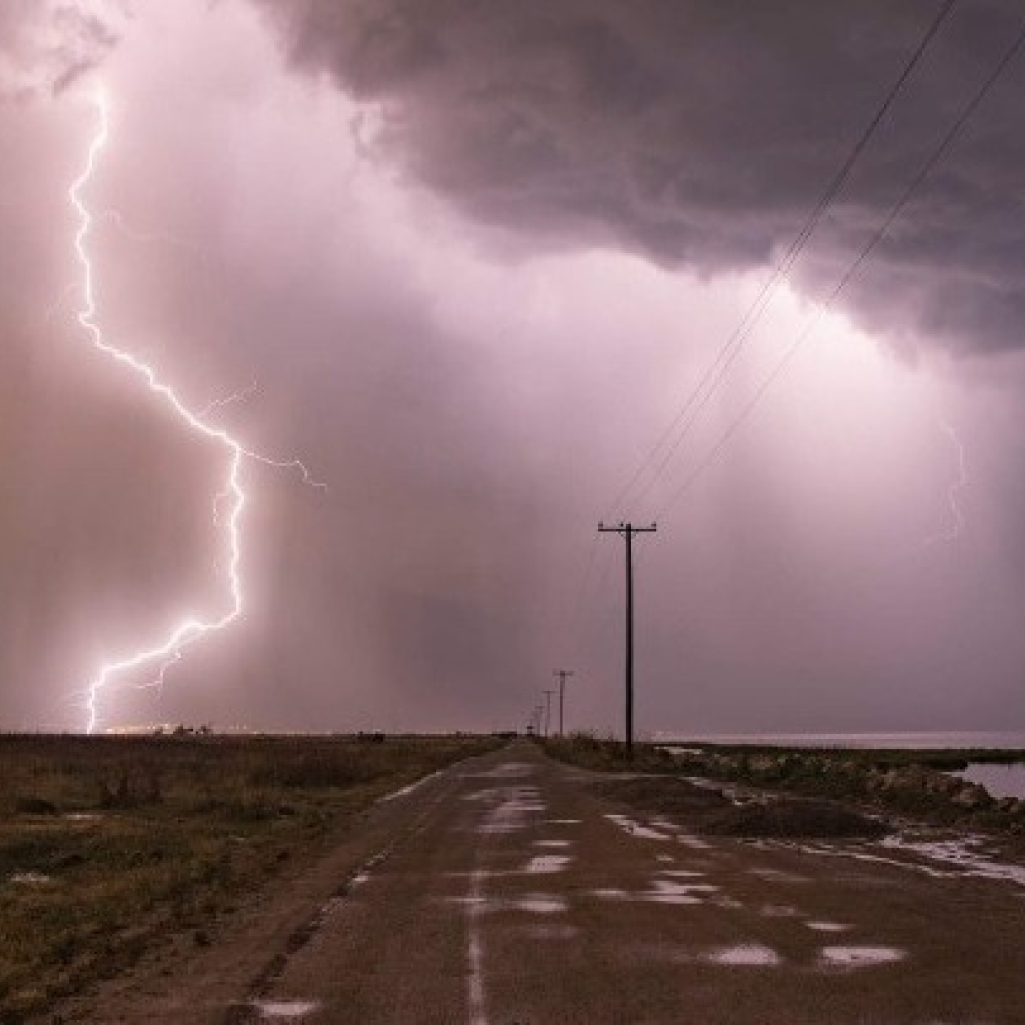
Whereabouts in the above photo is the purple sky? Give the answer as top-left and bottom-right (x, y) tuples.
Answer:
(3, 0), (1025, 735)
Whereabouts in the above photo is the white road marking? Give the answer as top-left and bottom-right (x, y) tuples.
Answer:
(467, 866), (488, 1025)
(379, 771), (443, 802)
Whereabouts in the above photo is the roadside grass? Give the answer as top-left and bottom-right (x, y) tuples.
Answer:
(543, 735), (1025, 839)
(540, 734), (675, 774)
(0, 733), (499, 1021)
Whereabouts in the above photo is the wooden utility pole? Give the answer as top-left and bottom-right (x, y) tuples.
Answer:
(598, 522), (657, 757)
(553, 669), (574, 737)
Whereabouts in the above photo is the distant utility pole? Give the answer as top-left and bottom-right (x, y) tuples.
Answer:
(542, 689), (554, 738)
(553, 669), (574, 737)
(598, 521), (657, 757)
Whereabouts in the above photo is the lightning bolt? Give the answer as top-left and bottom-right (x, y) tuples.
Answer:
(69, 86), (322, 733)
(922, 416), (968, 547)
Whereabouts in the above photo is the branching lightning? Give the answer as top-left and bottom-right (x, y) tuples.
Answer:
(69, 86), (322, 733)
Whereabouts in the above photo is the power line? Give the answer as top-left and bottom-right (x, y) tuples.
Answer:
(652, 14), (1025, 520)
(602, 0), (958, 521)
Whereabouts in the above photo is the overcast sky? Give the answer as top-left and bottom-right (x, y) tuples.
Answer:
(3, 0), (1025, 735)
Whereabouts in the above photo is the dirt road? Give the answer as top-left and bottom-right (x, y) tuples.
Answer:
(63, 742), (1025, 1023)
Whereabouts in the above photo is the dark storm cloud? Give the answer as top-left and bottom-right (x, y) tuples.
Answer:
(255, 0), (1025, 355)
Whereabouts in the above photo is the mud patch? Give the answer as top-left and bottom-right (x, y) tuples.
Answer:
(597, 777), (730, 815)
(598, 777), (886, 838)
(703, 799), (887, 839)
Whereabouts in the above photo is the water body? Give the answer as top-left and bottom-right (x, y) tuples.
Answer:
(659, 731), (1025, 750)
(956, 763), (1025, 801)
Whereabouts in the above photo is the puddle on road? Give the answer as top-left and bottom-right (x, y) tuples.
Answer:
(9, 872), (53, 886)
(880, 835), (1025, 889)
(705, 943), (781, 967)
(590, 887), (629, 900)
(651, 818), (682, 833)
(249, 999), (321, 1020)
(534, 839), (571, 849)
(806, 921), (852, 933)
(763, 830), (1025, 890)
(526, 855), (572, 874)
(818, 945), (906, 969)
(677, 834), (712, 850)
(604, 814), (673, 841)
(648, 880), (718, 905)
(474, 787), (547, 835)
(544, 818), (581, 825)
(787, 843), (952, 880)
(447, 894), (568, 916)
(589, 880), (718, 905)
(515, 895), (568, 915)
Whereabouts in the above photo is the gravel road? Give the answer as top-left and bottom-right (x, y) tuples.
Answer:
(57, 741), (1025, 1023)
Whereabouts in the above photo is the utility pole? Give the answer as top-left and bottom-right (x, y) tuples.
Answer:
(598, 521), (657, 757)
(542, 689), (554, 739)
(553, 669), (574, 737)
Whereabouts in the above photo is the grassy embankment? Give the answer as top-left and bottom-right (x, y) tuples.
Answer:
(0, 733), (499, 1020)
(542, 735), (1025, 836)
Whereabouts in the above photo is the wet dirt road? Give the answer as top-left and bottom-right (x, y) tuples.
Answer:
(70, 742), (1025, 1023)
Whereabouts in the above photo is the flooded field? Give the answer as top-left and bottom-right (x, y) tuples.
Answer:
(956, 762), (1025, 800)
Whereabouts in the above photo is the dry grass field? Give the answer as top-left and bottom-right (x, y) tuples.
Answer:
(0, 733), (499, 1020)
